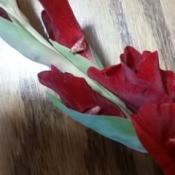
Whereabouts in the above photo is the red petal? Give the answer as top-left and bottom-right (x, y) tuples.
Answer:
(121, 46), (143, 71)
(136, 51), (164, 91)
(121, 47), (164, 91)
(88, 66), (171, 112)
(142, 50), (152, 58)
(0, 7), (11, 21)
(38, 66), (123, 116)
(41, 10), (59, 41)
(40, 0), (93, 60)
(161, 70), (175, 101)
(131, 104), (175, 175)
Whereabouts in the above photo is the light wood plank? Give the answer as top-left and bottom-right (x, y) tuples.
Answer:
(1, 0), (173, 174)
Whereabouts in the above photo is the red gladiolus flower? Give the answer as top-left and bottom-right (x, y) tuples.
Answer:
(131, 104), (175, 175)
(88, 46), (174, 112)
(1, 0), (175, 172)
(39, 0), (93, 60)
(38, 65), (123, 117)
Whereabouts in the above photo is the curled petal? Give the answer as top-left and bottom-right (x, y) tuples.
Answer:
(40, 0), (93, 60)
(38, 66), (123, 116)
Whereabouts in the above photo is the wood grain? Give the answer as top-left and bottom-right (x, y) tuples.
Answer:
(1, 0), (175, 174)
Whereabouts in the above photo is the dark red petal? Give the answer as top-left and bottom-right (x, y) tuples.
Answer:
(136, 52), (164, 91)
(121, 46), (143, 71)
(41, 10), (59, 41)
(120, 47), (149, 85)
(142, 50), (152, 58)
(40, 0), (93, 60)
(0, 7), (11, 21)
(131, 104), (175, 175)
(161, 70), (175, 101)
(88, 66), (171, 112)
(38, 66), (123, 116)
(121, 48), (164, 92)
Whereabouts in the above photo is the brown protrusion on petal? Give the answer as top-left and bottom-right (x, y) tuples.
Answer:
(70, 36), (87, 53)
(165, 138), (175, 152)
(84, 106), (101, 115)
(0, 7), (11, 21)
(168, 138), (175, 143)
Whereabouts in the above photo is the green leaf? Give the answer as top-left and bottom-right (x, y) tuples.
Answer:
(48, 93), (146, 153)
(0, 17), (53, 64)
(51, 39), (104, 71)
(50, 40), (95, 74)
(89, 45), (104, 69)
(0, 17), (82, 74)
(0, 1), (55, 51)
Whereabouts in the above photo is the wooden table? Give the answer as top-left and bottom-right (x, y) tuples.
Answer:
(1, 0), (174, 174)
